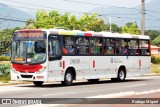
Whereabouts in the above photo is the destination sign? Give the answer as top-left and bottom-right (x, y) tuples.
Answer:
(18, 32), (44, 38)
(14, 31), (46, 40)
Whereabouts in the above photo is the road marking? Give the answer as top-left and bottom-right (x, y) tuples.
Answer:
(86, 91), (135, 98)
(135, 89), (160, 95)
(125, 83), (146, 88)
(129, 76), (160, 79)
(43, 92), (77, 96)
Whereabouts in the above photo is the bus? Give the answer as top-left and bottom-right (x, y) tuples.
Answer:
(11, 29), (151, 86)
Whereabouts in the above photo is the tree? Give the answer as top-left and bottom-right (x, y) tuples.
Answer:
(105, 23), (121, 33)
(152, 35), (160, 46)
(78, 13), (106, 31)
(25, 19), (34, 28)
(145, 30), (160, 41)
(122, 22), (140, 34)
(0, 27), (20, 54)
(25, 11), (108, 32)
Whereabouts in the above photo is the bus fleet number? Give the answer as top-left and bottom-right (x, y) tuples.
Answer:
(70, 59), (80, 64)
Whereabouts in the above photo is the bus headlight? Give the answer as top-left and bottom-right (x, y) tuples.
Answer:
(36, 67), (46, 74)
(11, 68), (18, 74)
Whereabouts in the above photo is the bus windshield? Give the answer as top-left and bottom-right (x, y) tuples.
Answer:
(11, 31), (47, 64)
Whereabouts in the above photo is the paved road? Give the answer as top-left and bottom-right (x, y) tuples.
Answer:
(0, 75), (160, 107)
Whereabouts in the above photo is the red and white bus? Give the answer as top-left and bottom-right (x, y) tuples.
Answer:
(11, 29), (151, 86)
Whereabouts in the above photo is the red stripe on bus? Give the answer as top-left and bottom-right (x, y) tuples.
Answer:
(139, 60), (141, 67)
(62, 61), (65, 69)
(12, 64), (42, 72)
(84, 33), (92, 36)
(93, 60), (95, 68)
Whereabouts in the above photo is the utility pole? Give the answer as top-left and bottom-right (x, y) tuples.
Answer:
(141, 0), (145, 35)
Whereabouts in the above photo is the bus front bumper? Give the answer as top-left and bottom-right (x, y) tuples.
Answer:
(11, 69), (48, 82)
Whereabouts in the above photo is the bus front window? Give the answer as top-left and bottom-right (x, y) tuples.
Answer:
(27, 41), (46, 63)
(12, 41), (27, 63)
(12, 40), (46, 64)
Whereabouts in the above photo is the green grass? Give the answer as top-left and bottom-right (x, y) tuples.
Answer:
(0, 61), (11, 83)
(151, 64), (160, 73)
(0, 61), (11, 65)
(0, 74), (10, 83)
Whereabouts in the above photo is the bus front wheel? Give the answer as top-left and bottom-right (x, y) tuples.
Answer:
(62, 70), (73, 86)
(33, 81), (43, 87)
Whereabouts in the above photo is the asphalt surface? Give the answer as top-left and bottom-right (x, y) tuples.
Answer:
(0, 75), (160, 107)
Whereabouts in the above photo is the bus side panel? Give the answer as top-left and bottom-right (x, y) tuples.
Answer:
(90, 56), (116, 79)
(139, 56), (150, 75)
(70, 56), (90, 80)
(127, 56), (140, 77)
(48, 56), (90, 81)
(61, 56), (90, 80)
(48, 60), (64, 81)
(115, 56), (140, 78)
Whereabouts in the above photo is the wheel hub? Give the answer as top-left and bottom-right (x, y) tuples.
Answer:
(66, 73), (72, 82)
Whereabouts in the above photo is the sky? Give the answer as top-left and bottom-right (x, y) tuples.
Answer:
(1, 0), (158, 30)
(0, 0), (152, 13)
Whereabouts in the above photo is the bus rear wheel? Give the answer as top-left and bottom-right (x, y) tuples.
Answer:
(111, 68), (126, 82)
(117, 68), (126, 81)
(33, 81), (43, 87)
(62, 70), (73, 86)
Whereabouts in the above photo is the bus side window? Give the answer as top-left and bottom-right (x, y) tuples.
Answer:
(139, 40), (150, 55)
(89, 38), (103, 55)
(104, 38), (115, 55)
(76, 37), (89, 55)
(62, 46), (67, 54)
(48, 36), (62, 61)
(63, 36), (75, 55)
(128, 40), (139, 55)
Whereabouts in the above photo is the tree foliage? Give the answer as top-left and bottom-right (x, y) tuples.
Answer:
(145, 30), (160, 41)
(105, 23), (121, 33)
(26, 10), (108, 32)
(152, 35), (160, 46)
(0, 27), (20, 54)
(121, 22), (140, 34)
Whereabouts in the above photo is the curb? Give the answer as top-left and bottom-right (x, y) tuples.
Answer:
(144, 73), (160, 76)
(0, 81), (32, 86)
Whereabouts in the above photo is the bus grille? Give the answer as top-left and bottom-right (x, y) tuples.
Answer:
(21, 75), (33, 78)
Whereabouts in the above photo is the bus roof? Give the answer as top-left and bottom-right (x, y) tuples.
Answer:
(16, 29), (150, 40)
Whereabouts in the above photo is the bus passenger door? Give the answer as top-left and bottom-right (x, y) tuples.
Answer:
(48, 35), (63, 81)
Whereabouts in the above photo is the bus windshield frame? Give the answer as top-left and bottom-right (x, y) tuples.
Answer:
(11, 31), (47, 64)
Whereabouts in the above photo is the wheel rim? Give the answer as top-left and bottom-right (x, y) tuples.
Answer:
(119, 70), (124, 80)
(66, 73), (72, 82)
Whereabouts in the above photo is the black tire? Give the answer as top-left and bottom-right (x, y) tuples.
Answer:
(33, 81), (43, 87)
(62, 69), (73, 86)
(88, 79), (99, 83)
(117, 68), (126, 81)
